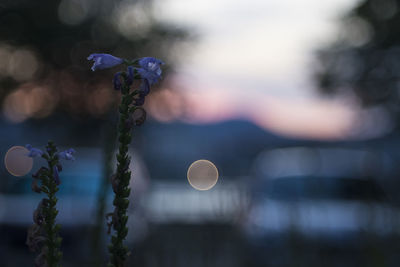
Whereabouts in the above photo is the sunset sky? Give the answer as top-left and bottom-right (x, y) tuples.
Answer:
(150, 0), (393, 140)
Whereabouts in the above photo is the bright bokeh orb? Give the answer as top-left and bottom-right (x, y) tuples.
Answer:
(4, 146), (33, 177)
(187, 159), (219, 191)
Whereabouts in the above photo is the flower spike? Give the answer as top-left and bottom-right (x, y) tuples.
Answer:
(87, 53), (164, 267)
(26, 141), (75, 266)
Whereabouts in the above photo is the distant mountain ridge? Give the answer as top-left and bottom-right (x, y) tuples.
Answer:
(138, 119), (296, 179)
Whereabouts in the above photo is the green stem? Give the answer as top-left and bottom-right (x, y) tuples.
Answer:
(43, 147), (62, 267)
(108, 83), (135, 267)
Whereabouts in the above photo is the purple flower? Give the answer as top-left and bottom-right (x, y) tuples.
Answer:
(58, 148), (76, 161)
(135, 93), (146, 106)
(53, 165), (60, 185)
(25, 144), (43, 158)
(113, 72), (123, 90)
(140, 79), (150, 96)
(33, 200), (45, 225)
(126, 66), (134, 85)
(87, 53), (123, 71)
(137, 57), (164, 85)
(26, 224), (45, 252)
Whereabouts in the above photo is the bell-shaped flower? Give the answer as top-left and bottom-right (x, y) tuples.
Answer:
(87, 53), (123, 71)
(26, 144), (43, 158)
(58, 148), (76, 161)
(26, 224), (45, 252)
(135, 93), (146, 106)
(53, 165), (61, 185)
(126, 66), (134, 85)
(140, 79), (150, 96)
(33, 200), (45, 225)
(113, 72), (123, 90)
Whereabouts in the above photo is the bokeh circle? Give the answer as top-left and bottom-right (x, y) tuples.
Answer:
(187, 159), (219, 191)
(4, 146), (33, 177)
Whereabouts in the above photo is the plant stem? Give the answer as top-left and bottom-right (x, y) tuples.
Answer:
(108, 83), (135, 267)
(43, 142), (62, 267)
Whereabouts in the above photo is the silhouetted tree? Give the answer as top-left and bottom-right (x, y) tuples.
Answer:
(315, 0), (400, 125)
(0, 0), (188, 118)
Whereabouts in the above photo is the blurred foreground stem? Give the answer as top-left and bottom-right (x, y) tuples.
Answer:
(92, 116), (117, 266)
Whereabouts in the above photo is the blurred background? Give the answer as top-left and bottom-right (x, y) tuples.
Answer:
(1, 0), (400, 266)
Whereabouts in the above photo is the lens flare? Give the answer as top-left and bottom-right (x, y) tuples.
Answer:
(187, 159), (219, 191)
(4, 146), (33, 177)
